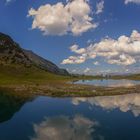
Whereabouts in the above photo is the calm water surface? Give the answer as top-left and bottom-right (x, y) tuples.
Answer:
(74, 79), (140, 87)
(0, 92), (140, 140)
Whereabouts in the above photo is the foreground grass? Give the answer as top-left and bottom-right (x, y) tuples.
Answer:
(0, 65), (140, 97)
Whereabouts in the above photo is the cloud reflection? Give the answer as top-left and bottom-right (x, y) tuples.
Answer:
(74, 79), (140, 87)
(72, 94), (140, 117)
(31, 115), (101, 140)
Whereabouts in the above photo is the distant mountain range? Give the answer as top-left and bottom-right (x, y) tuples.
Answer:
(0, 32), (69, 75)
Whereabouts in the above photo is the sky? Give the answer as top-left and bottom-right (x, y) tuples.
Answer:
(0, 0), (140, 75)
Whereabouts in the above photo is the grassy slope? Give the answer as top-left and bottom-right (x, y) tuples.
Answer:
(0, 65), (70, 84)
(0, 65), (94, 96)
(110, 74), (140, 81)
(0, 64), (140, 97)
(0, 64), (104, 85)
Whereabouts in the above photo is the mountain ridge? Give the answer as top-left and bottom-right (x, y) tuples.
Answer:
(0, 32), (69, 76)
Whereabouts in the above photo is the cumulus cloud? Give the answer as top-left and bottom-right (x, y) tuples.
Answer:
(61, 55), (86, 64)
(72, 93), (140, 117)
(5, 0), (14, 3)
(6, 0), (11, 2)
(31, 115), (100, 140)
(96, 1), (104, 14)
(93, 61), (100, 65)
(62, 30), (140, 65)
(61, 44), (87, 64)
(125, 0), (140, 4)
(28, 0), (98, 36)
(84, 67), (90, 73)
(70, 44), (86, 54)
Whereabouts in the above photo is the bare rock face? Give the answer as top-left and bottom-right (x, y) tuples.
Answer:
(0, 32), (69, 75)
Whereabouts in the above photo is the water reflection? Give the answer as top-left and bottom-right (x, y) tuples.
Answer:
(72, 93), (140, 117)
(0, 91), (33, 123)
(31, 115), (102, 140)
(0, 92), (140, 140)
(74, 79), (140, 87)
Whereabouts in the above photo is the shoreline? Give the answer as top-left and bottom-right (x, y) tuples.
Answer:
(0, 82), (140, 97)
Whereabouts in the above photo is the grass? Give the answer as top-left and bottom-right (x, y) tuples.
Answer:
(110, 74), (140, 81)
(0, 64), (140, 97)
(0, 64), (104, 85)
(0, 64), (70, 84)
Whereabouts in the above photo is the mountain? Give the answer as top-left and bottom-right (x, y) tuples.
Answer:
(0, 33), (32, 66)
(0, 32), (69, 75)
(23, 49), (68, 75)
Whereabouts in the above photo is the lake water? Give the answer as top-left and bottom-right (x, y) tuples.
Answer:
(74, 79), (140, 87)
(0, 92), (140, 140)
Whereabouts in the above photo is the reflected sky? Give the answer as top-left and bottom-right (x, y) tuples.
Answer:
(0, 93), (140, 140)
(31, 115), (101, 140)
(74, 79), (140, 87)
(72, 93), (140, 117)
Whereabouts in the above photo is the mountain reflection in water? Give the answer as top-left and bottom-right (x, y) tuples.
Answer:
(0, 90), (34, 123)
(0, 92), (140, 140)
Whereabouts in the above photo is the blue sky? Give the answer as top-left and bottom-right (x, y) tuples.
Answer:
(0, 0), (140, 75)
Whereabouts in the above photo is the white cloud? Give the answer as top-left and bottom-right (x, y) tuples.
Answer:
(61, 44), (87, 65)
(70, 44), (86, 54)
(96, 1), (104, 14)
(28, 3), (70, 36)
(6, 0), (11, 2)
(125, 0), (140, 4)
(107, 54), (136, 65)
(84, 67), (90, 73)
(61, 55), (86, 64)
(93, 61), (100, 65)
(31, 115), (100, 140)
(62, 30), (140, 66)
(28, 0), (98, 36)
(5, 0), (14, 3)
